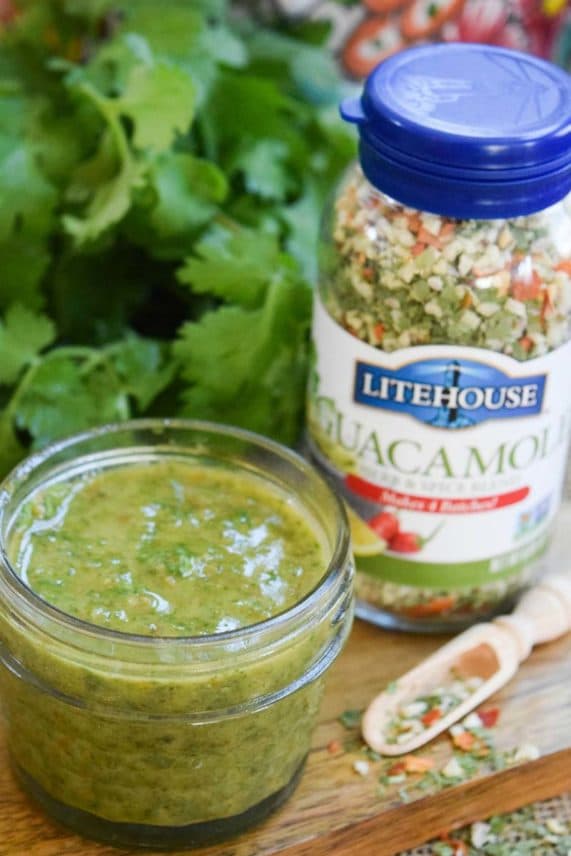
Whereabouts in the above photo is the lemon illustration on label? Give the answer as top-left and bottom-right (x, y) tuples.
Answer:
(345, 506), (386, 557)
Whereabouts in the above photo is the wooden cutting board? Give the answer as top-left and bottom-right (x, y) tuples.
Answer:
(2, 514), (571, 856)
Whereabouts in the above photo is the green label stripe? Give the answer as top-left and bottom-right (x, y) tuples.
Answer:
(356, 530), (551, 588)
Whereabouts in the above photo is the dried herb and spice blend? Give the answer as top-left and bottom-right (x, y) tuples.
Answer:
(307, 44), (571, 630)
(385, 673), (484, 745)
(335, 700), (569, 851)
(336, 698), (544, 809)
(328, 169), (571, 359)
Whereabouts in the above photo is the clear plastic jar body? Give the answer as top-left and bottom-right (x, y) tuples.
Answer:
(0, 420), (353, 848)
(307, 164), (571, 631)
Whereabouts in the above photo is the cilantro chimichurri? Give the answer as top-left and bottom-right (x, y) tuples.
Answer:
(10, 460), (325, 636)
(0, 433), (352, 847)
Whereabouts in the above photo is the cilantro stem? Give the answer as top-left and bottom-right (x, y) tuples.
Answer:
(76, 82), (132, 166)
(76, 342), (123, 377)
(214, 213), (242, 233)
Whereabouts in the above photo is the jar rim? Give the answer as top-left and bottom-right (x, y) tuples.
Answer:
(0, 418), (351, 657)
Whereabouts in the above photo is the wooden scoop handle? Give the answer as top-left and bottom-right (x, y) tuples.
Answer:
(493, 574), (571, 663)
(362, 575), (571, 756)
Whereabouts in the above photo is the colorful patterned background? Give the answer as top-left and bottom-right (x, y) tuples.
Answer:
(268, 0), (571, 78)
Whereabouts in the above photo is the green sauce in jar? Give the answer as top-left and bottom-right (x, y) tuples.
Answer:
(10, 460), (325, 636)
(0, 422), (352, 848)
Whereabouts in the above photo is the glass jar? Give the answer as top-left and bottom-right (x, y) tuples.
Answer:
(0, 420), (353, 848)
(307, 44), (571, 632)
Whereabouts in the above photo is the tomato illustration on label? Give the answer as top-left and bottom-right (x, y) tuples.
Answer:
(387, 521), (444, 553)
(364, 0), (412, 13)
(401, 0), (465, 39)
(368, 510), (400, 541)
(343, 15), (405, 78)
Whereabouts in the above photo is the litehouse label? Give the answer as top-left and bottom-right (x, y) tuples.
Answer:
(308, 297), (571, 589)
(353, 358), (545, 427)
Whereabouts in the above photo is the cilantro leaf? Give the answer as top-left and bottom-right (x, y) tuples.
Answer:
(63, 130), (141, 244)
(29, 108), (86, 186)
(62, 79), (144, 244)
(282, 180), (322, 283)
(200, 73), (299, 164)
(243, 26), (345, 106)
(282, 111), (356, 280)
(199, 25), (248, 70)
(176, 304), (264, 397)
(63, 55), (198, 243)
(15, 356), (128, 449)
(119, 62), (196, 152)
(0, 412), (24, 474)
(120, 1), (207, 58)
(62, 0), (116, 20)
(231, 139), (292, 201)
(0, 235), (50, 311)
(0, 139), (58, 240)
(177, 226), (289, 307)
(118, 0), (226, 104)
(12, 332), (174, 450)
(0, 1), (354, 471)
(146, 152), (228, 241)
(71, 33), (155, 97)
(0, 304), (56, 385)
(174, 272), (311, 443)
(111, 336), (175, 411)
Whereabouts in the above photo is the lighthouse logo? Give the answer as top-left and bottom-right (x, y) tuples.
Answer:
(353, 357), (545, 429)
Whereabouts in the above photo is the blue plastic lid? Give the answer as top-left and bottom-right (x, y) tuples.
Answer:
(341, 43), (571, 219)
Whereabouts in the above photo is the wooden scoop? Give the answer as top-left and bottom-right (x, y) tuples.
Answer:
(362, 574), (571, 756)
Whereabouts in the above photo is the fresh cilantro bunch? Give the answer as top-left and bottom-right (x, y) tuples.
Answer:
(0, 0), (354, 472)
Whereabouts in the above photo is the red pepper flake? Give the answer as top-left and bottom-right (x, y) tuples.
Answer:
(389, 756), (435, 775)
(478, 708), (500, 728)
(518, 335), (534, 352)
(474, 745), (491, 759)
(541, 289), (553, 321)
(511, 270), (542, 301)
(362, 264), (375, 282)
(421, 708), (442, 727)
(461, 291), (473, 309)
(438, 221), (456, 240)
(406, 212), (422, 233)
(327, 739), (342, 755)
(373, 322), (385, 341)
(439, 835), (468, 856)
(417, 226), (442, 248)
(405, 595), (456, 618)
(452, 731), (476, 751)
(402, 755), (435, 774)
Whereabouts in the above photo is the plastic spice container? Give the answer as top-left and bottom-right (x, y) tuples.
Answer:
(307, 44), (571, 632)
(0, 420), (353, 848)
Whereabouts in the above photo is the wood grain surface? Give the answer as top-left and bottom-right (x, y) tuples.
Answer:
(0, 614), (570, 856)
